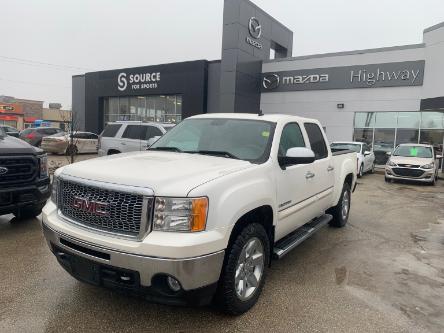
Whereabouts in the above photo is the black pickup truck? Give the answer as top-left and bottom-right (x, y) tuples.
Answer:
(0, 126), (50, 219)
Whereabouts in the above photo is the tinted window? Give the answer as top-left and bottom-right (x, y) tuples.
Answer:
(72, 132), (88, 139)
(331, 143), (361, 153)
(21, 128), (32, 135)
(39, 128), (57, 135)
(304, 123), (328, 159)
(146, 126), (163, 140)
(86, 133), (98, 140)
(101, 124), (122, 137)
(122, 125), (147, 140)
(278, 123), (305, 156)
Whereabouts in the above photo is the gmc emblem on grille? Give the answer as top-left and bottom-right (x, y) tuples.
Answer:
(72, 196), (109, 216)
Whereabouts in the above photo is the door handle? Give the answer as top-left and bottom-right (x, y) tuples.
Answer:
(305, 171), (315, 179)
(327, 166), (334, 172)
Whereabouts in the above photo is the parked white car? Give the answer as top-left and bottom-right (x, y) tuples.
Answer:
(385, 144), (442, 185)
(98, 121), (175, 156)
(331, 141), (375, 177)
(42, 113), (357, 315)
(41, 131), (99, 155)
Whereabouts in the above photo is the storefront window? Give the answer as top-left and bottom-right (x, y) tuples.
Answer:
(373, 129), (395, 165)
(353, 128), (373, 145)
(421, 112), (444, 129)
(396, 129), (419, 146)
(420, 129), (444, 146)
(375, 112), (397, 128)
(354, 112), (375, 128)
(397, 112), (420, 128)
(103, 94), (182, 124)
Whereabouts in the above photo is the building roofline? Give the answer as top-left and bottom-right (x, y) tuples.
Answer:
(424, 21), (444, 33)
(264, 43), (425, 64)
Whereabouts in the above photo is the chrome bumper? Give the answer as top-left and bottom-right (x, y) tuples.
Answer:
(42, 222), (224, 291)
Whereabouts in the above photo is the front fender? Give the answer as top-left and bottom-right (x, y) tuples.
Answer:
(188, 164), (276, 248)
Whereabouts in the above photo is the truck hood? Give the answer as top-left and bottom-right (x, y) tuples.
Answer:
(390, 155), (433, 166)
(60, 151), (255, 196)
(0, 135), (40, 155)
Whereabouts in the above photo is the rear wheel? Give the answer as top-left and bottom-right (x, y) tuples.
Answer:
(328, 183), (351, 228)
(216, 223), (269, 315)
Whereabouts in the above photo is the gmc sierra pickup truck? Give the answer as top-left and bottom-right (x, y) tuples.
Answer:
(42, 113), (357, 314)
(0, 126), (50, 219)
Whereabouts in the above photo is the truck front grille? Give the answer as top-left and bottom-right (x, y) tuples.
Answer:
(392, 168), (424, 178)
(58, 178), (152, 237)
(0, 156), (38, 186)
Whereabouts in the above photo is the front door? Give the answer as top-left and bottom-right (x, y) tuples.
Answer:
(275, 122), (319, 241)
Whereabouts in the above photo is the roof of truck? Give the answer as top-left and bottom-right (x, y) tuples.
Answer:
(190, 113), (317, 123)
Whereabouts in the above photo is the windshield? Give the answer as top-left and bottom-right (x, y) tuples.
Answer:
(393, 145), (433, 158)
(150, 118), (275, 163)
(331, 143), (361, 153)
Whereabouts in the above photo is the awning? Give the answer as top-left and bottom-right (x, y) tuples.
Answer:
(24, 117), (38, 122)
(0, 115), (18, 121)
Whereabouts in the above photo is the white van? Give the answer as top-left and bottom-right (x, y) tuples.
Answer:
(98, 121), (175, 156)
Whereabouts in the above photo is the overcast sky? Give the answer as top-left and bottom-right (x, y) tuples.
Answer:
(0, 0), (443, 109)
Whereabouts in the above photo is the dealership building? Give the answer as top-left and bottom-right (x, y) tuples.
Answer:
(73, 0), (444, 164)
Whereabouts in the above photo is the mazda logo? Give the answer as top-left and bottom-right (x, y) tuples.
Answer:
(0, 167), (8, 175)
(262, 74), (280, 90)
(117, 72), (127, 91)
(248, 17), (262, 39)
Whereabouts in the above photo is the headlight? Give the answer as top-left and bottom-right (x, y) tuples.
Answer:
(39, 155), (48, 178)
(421, 162), (434, 169)
(153, 197), (208, 232)
(387, 160), (397, 167)
(51, 175), (58, 203)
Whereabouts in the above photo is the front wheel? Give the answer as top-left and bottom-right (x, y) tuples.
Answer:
(328, 183), (351, 228)
(216, 223), (270, 315)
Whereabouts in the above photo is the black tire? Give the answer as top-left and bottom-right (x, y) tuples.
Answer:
(358, 164), (364, 178)
(369, 162), (375, 174)
(328, 183), (351, 228)
(216, 223), (270, 315)
(13, 204), (44, 220)
(385, 176), (390, 183)
(66, 145), (78, 156)
(107, 150), (121, 155)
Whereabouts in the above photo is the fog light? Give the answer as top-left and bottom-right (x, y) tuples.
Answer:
(167, 276), (181, 292)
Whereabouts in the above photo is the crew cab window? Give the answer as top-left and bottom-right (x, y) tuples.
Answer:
(145, 126), (163, 140)
(39, 128), (58, 135)
(278, 123), (305, 156)
(304, 123), (328, 160)
(122, 125), (147, 140)
(102, 124), (122, 137)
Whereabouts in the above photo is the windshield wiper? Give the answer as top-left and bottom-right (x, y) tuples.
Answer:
(187, 150), (239, 159)
(149, 146), (183, 152)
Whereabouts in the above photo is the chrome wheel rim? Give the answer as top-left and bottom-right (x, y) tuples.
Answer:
(341, 191), (350, 220)
(235, 237), (264, 301)
(359, 165), (363, 177)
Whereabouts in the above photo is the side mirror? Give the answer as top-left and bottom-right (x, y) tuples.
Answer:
(147, 136), (161, 147)
(436, 154), (443, 159)
(364, 151), (371, 156)
(386, 151), (392, 156)
(279, 147), (315, 169)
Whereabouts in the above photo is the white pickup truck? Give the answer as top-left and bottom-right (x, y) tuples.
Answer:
(42, 113), (357, 314)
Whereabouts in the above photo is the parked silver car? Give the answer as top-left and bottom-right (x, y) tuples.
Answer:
(385, 144), (442, 185)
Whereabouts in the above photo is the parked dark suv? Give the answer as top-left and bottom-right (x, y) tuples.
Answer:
(0, 126), (50, 219)
(0, 125), (20, 138)
(20, 127), (64, 147)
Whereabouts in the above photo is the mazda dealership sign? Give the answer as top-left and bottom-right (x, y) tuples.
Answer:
(261, 60), (425, 92)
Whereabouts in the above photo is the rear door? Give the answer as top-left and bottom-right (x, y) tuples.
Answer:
(120, 125), (147, 152)
(303, 122), (334, 214)
(85, 133), (99, 152)
(275, 122), (320, 240)
(100, 124), (123, 154)
(71, 132), (88, 153)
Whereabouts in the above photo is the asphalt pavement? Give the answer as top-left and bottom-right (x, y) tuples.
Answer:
(1, 174), (443, 333)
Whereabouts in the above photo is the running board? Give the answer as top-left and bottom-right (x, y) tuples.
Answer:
(273, 214), (332, 259)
